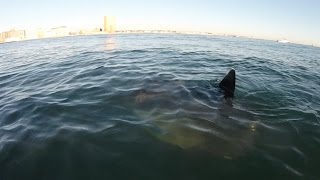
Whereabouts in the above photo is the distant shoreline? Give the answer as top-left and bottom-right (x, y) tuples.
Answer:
(0, 31), (318, 48)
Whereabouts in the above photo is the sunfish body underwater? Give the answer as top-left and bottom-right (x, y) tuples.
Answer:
(120, 69), (256, 158)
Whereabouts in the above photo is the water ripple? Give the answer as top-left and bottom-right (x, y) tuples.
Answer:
(0, 34), (320, 179)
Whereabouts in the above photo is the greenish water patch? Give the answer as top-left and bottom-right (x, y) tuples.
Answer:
(0, 34), (320, 179)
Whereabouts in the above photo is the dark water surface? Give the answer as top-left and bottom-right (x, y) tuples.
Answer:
(0, 34), (320, 179)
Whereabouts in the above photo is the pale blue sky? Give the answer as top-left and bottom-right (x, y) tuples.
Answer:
(1, 0), (319, 45)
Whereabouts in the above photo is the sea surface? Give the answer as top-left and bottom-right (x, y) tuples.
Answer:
(0, 34), (319, 179)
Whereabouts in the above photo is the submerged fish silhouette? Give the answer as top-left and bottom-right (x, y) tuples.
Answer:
(129, 69), (255, 158)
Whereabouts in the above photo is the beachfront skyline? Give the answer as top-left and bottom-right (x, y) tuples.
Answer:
(1, 0), (319, 46)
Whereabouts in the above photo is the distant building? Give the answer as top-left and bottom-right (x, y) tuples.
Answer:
(1, 29), (26, 42)
(24, 28), (45, 40)
(104, 16), (116, 33)
(47, 26), (69, 37)
(0, 32), (4, 42)
(37, 28), (45, 38)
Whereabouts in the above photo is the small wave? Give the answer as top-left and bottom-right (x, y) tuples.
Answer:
(1, 34), (320, 179)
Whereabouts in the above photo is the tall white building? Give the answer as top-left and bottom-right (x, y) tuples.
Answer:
(104, 16), (116, 33)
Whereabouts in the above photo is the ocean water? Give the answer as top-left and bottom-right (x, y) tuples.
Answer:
(0, 34), (319, 179)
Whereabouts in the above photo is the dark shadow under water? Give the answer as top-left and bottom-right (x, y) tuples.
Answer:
(1, 34), (320, 179)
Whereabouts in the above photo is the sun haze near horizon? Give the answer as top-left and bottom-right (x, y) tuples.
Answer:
(1, 0), (319, 46)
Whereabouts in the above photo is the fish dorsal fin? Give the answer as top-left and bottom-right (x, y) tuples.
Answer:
(219, 69), (236, 98)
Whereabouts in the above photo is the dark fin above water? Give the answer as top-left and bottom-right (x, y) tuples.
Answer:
(219, 69), (236, 98)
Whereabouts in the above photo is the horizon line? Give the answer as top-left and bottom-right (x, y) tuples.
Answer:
(0, 29), (319, 48)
